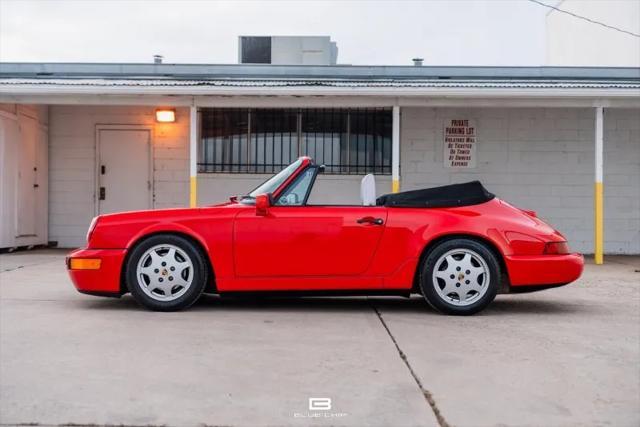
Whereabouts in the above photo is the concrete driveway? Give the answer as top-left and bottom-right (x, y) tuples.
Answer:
(1, 249), (638, 427)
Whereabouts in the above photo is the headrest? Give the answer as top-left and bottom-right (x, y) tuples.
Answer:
(360, 174), (376, 206)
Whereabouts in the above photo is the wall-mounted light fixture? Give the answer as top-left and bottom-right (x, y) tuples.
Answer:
(156, 109), (176, 123)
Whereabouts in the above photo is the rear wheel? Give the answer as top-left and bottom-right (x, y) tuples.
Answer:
(420, 238), (500, 315)
(126, 234), (207, 311)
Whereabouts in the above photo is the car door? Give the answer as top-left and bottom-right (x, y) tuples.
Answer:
(233, 205), (388, 277)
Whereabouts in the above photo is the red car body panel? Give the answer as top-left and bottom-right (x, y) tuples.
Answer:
(233, 206), (388, 277)
(504, 254), (584, 286)
(67, 160), (584, 296)
(67, 248), (126, 294)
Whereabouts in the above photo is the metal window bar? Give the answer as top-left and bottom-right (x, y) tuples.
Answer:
(198, 108), (392, 175)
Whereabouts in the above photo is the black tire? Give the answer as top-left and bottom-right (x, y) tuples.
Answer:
(419, 238), (500, 315)
(126, 234), (208, 311)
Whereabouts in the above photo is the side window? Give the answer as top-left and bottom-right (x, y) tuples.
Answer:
(275, 168), (316, 206)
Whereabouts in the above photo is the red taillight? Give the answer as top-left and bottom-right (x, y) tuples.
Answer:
(544, 241), (570, 255)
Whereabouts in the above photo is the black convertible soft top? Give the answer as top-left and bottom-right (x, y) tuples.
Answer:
(376, 181), (494, 208)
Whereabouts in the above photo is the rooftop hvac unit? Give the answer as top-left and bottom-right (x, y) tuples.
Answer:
(238, 36), (338, 65)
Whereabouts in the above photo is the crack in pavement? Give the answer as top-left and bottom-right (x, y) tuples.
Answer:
(370, 301), (451, 427)
(0, 258), (62, 273)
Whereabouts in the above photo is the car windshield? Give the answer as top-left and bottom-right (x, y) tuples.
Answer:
(245, 159), (304, 199)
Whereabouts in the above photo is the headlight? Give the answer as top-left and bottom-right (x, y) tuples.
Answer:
(86, 216), (99, 244)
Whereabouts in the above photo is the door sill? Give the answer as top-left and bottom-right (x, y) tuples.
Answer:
(217, 289), (412, 298)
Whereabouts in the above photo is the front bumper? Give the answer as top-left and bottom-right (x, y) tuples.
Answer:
(66, 248), (127, 296)
(504, 253), (584, 287)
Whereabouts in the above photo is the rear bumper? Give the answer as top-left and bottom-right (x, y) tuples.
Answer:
(505, 253), (584, 287)
(66, 248), (126, 295)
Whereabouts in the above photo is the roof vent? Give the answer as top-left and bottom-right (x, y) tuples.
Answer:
(412, 57), (424, 67)
(153, 55), (164, 64)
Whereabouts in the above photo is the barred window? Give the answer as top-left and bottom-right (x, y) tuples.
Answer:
(199, 108), (391, 174)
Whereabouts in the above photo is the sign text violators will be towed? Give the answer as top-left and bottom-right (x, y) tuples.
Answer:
(444, 119), (477, 168)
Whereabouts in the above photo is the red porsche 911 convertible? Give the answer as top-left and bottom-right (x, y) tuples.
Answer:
(67, 156), (583, 315)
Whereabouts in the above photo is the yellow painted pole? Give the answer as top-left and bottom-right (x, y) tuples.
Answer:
(189, 105), (198, 208)
(594, 182), (603, 264)
(190, 176), (197, 208)
(392, 105), (401, 193)
(392, 179), (400, 194)
(594, 107), (604, 264)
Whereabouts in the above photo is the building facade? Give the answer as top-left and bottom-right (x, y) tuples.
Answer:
(546, 0), (640, 67)
(0, 63), (638, 260)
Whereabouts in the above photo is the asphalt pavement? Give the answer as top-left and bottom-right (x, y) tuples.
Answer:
(1, 249), (638, 427)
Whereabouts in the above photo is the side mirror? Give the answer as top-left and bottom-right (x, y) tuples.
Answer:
(255, 193), (271, 216)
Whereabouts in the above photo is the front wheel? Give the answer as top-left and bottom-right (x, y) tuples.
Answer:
(420, 238), (500, 315)
(126, 234), (208, 311)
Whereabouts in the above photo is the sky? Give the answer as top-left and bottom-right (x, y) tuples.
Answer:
(0, 0), (554, 66)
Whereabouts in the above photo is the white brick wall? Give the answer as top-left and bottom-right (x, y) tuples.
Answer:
(49, 106), (190, 247)
(400, 107), (640, 254)
(603, 109), (640, 254)
(48, 104), (639, 254)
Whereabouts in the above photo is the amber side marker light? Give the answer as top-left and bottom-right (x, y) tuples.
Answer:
(69, 258), (102, 270)
(155, 109), (176, 123)
(544, 242), (570, 255)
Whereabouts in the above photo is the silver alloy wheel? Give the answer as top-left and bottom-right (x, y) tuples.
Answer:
(135, 244), (194, 302)
(432, 248), (490, 307)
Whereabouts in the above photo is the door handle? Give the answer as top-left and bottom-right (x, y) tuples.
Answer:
(357, 216), (384, 225)
(99, 187), (106, 200)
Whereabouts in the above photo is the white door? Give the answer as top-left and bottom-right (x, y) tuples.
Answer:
(97, 129), (151, 215)
(16, 114), (37, 237)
